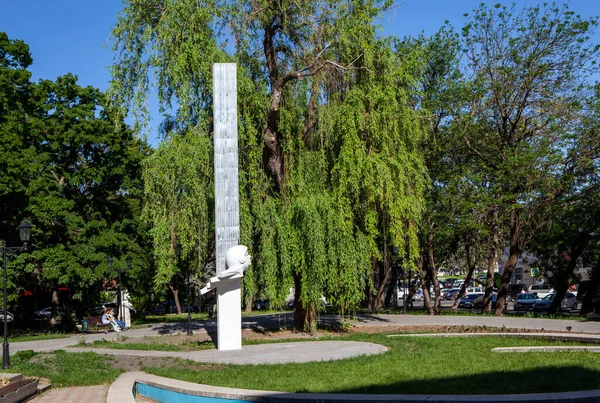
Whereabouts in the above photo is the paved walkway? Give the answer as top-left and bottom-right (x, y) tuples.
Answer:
(68, 340), (387, 365)
(33, 384), (108, 403)
(15, 312), (600, 355)
(23, 314), (600, 402)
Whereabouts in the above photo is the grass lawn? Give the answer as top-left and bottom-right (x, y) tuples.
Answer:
(8, 333), (600, 394)
(10, 333), (70, 342)
(8, 350), (123, 387)
(139, 333), (600, 395)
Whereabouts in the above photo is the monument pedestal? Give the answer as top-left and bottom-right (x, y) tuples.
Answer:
(217, 278), (242, 350)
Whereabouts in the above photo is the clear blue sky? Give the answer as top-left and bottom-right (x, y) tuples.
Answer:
(1, 0), (599, 147)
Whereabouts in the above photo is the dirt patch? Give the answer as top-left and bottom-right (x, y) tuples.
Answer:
(99, 324), (560, 372)
(107, 355), (224, 372)
(114, 324), (555, 350)
(346, 324), (546, 334)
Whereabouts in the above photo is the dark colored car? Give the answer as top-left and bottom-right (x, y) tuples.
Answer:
(458, 293), (484, 308)
(34, 306), (65, 320)
(442, 288), (461, 300)
(154, 301), (199, 314)
(514, 293), (537, 311)
(252, 299), (270, 310)
(94, 302), (138, 317)
(93, 302), (117, 316)
(533, 292), (578, 312)
(473, 293), (497, 309)
(507, 284), (529, 301)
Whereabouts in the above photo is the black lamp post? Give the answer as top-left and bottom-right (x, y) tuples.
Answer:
(175, 244), (192, 335)
(2, 220), (32, 369)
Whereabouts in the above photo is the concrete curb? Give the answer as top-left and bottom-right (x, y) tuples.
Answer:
(387, 332), (600, 342)
(493, 346), (600, 353)
(108, 371), (600, 403)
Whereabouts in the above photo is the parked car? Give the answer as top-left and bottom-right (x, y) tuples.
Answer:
(458, 293), (484, 308)
(529, 284), (554, 299)
(507, 284), (528, 301)
(154, 300), (198, 314)
(93, 302), (117, 316)
(473, 293), (497, 309)
(533, 292), (578, 312)
(442, 288), (461, 300)
(514, 293), (537, 311)
(34, 306), (65, 320)
(412, 289), (424, 301)
(94, 302), (138, 317)
(252, 299), (270, 310)
(465, 287), (484, 295)
(0, 312), (13, 323)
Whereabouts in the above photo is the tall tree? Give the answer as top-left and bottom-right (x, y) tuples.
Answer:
(1, 32), (151, 321)
(109, 0), (427, 330)
(142, 130), (213, 313)
(458, 3), (600, 314)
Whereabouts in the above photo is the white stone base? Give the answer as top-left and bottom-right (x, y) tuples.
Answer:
(217, 278), (242, 350)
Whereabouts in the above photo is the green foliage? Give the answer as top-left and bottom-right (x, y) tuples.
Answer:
(142, 130), (213, 288)
(109, 0), (428, 329)
(0, 31), (152, 313)
(9, 350), (123, 387)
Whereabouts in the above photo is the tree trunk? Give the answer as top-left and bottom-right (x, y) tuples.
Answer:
(495, 210), (521, 315)
(292, 272), (316, 332)
(50, 288), (60, 328)
(452, 241), (475, 310)
(581, 258), (600, 316)
(374, 247), (393, 310)
(482, 205), (499, 314)
(169, 281), (182, 314)
(426, 229), (441, 314)
(384, 267), (398, 308)
(245, 296), (253, 313)
(418, 256), (434, 314)
(548, 233), (589, 314)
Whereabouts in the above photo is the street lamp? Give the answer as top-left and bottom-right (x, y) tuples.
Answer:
(175, 244), (192, 335)
(2, 220), (32, 369)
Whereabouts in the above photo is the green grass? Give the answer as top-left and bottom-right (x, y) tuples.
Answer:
(142, 334), (600, 395)
(7, 333), (600, 393)
(7, 350), (123, 387)
(10, 333), (70, 342)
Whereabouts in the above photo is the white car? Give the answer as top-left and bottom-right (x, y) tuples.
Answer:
(412, 290), (424, 301)
(0, 312), (13, 323)
(529, 284), (554, 299)
(465, 287), (484, 294)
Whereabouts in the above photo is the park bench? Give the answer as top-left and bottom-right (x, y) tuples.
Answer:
(83, 316), (113, 333)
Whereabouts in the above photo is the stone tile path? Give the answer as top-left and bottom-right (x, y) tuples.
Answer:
(33, 384), (108, 402)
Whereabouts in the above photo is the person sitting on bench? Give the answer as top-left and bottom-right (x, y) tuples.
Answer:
(102, 308), (124, 332)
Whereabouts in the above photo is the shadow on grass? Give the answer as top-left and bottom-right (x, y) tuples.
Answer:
(319, 366), (600, 396)
(143, 365), (600, 398)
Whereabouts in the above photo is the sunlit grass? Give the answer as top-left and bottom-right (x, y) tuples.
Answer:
(144, 334), (600, 394)
(8, 350), (123, 387)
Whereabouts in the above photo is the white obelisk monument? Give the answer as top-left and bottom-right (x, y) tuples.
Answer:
(204, 63), (250, 350)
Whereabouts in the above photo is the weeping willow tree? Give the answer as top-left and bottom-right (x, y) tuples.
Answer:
(109, 0), (427, 331)
(142, 131), (213, 312)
